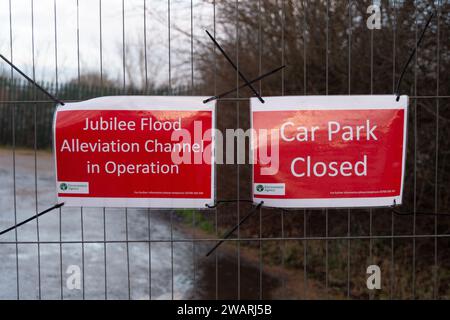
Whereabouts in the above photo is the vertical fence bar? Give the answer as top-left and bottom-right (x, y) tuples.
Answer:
(99, 0), (104, 93)
(235, 0), (240, 301)
(103, 208), (107, 299)
(122, 0), (126, 92)
(304, 210), (307, 299)
(412, 0), (418, 299)
(125, 208), (131, 299)
(30, 0), (42, 300)
(59, 200), (63, 301)
(143, 0), (148, 94)
(121, 0), (131, 300)
(325, 0), (329, 299)
(98, 0), (108, 300)
(369, 0), (374, 301)
(170, 209), (174, 299)
(75, 0), (84, 300)
(212, 0), (219, 300)
(257, 0), (263, 301)
(99, 3), (105, 300)
(391, 0), (397, 300)
(52, 0), (62, 298)
(259, 205), (262, 300)
(281, 0), (285, 95)
(280, 0), (286, 299)
(8, 0), (20, 301)
(167, 0), (174, 300)
(347, 0), (352, 300)
(143, 0), (151, 301)
(148, 208), (151, 300)
(190, 0), (196, 298)
(76, 0), (81, 97)
(303, 0), (308, 300)
(0, 0), (447, 302)
(81, 207), (85, 299)
(433, 0), (441, 300)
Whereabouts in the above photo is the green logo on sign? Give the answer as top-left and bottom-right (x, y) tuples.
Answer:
(256, 185), (264, 192)
(60, 183), (68, 191)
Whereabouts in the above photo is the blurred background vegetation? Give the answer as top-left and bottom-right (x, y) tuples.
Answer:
(0, 0), (449, 299)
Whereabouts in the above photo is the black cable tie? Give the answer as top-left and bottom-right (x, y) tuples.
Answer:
(205, 30), (265, 104)
(205, 199), (254, 209)
(203, 65), (285, 104)
(395, 11), (434, 101)
(391, 201), (450, 217)
(0, 54), (65, 106)
(205, 201), (263, 257)
(0, 203), (65, 236)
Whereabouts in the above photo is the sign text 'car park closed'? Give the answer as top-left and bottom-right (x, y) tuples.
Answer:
(251, 95), (408, 208)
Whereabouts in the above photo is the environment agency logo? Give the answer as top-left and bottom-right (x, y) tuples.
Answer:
(57, 181), (89, 194)
(254, 183), (286, 196)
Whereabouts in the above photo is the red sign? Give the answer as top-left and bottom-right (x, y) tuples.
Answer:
(251, 95), (408, 208)
(54, 96), (215, 208)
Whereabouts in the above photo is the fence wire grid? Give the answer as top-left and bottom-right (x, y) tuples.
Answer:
(0, 0), (449, 300)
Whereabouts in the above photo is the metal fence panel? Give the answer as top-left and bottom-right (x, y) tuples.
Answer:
(0, 0), (449, 300)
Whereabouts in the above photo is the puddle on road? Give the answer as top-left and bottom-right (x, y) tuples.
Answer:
(0, 149), (280, 299)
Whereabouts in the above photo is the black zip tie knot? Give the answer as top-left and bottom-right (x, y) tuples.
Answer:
(206, 199), (254, 209)
(203, 65), (285, 104)
(391, 199), (450, 217)
(205, 29), (265, 104)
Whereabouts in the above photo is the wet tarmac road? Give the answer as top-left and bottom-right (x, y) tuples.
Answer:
(0, 149), (279, 299)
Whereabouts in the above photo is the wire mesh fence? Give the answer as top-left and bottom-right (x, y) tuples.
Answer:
(0, 0), (449, 300)
(0, 77), (189, 148)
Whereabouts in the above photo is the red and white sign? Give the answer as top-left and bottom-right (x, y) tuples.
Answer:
(54, 96), (215, 208)
(251, 95), (408, 208)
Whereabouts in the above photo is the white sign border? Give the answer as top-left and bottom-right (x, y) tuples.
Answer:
(53, 96), (216, 209)
(250, 95), (408, 209)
